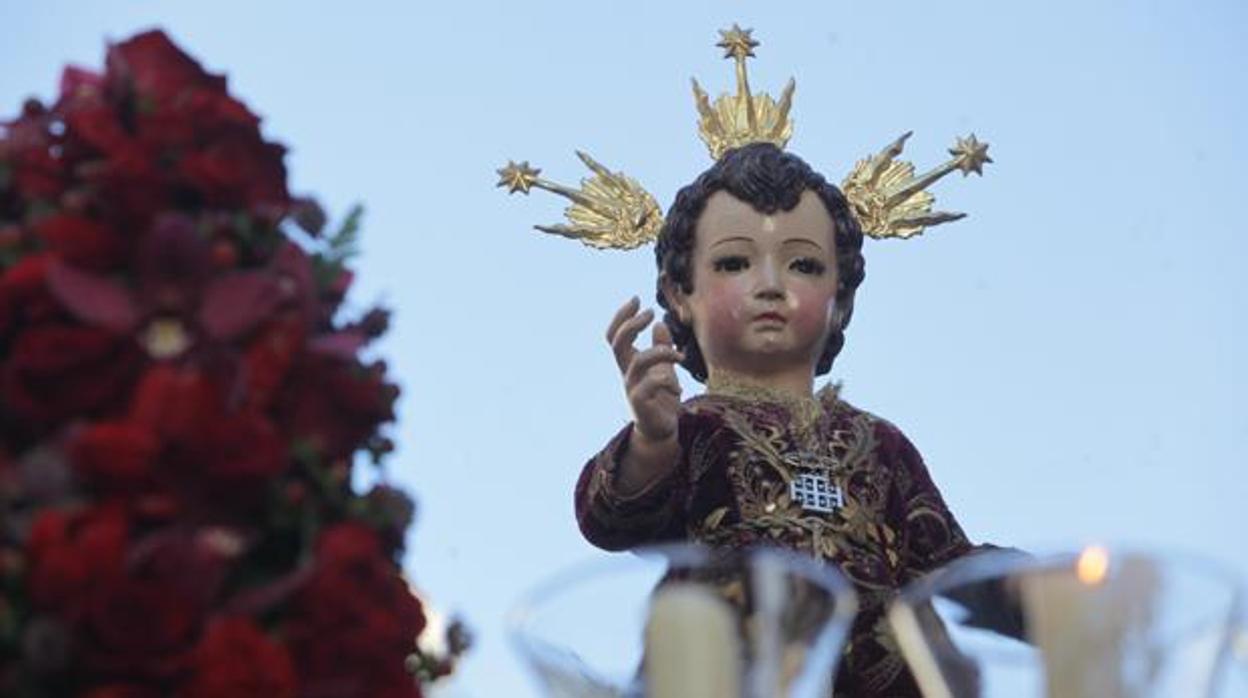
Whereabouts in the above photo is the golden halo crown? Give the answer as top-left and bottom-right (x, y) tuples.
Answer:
(692, 24), (795, 160)
(497, 25), (992, 248)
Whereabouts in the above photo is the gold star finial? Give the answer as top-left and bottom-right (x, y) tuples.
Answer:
(500, 25), (995, 249)
(717, 24), (759, 61)
(842, 131), (994, 239)
(492, 153), (661, 249)
(496, 161), (542, 194)
(950, 134), (992, 176)
(693, 26), (794, 160)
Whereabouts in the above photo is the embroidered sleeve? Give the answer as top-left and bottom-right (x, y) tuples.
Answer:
(882, 423), (974, 584)
(574, 422), (688, 551)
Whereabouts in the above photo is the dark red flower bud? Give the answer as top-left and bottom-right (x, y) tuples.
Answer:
(21, 99), (46, 118)
(354, 307), (391, 339)
(290, 197), (326, 237)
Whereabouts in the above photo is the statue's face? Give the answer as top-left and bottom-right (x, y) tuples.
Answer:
(668, 189), (839, 381)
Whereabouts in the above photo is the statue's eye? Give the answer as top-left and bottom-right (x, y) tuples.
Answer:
(790, 258), (826, 275)
(712, 256), (749, 272)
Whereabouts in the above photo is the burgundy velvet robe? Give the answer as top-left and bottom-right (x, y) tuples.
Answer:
(574, 387), (975, 697)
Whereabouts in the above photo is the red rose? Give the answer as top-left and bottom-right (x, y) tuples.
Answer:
(2, 28), (421, 696)
(128, 365), (219, 442)
(1, 323), (142, 425)
(0, 253), (62, 340)
(83, 162), (168, 230)
(128, 365), (287, 496)
(35, 214), (125, 270)
(178, 132), (289, 212)
(58, 91), (163, 224)
(106, 31), (226, 105)
(275, 355), (397, 462)
(26, 505), (128, 617)
(68, 421), (159, 487)
(101, 30), (293, 216)
(287, 523), (425, 696)
(60, 96), (142, 167)
(2, 102), (66, 200)
(58, 65), (105, 99)
(135, 87), (257, 157)
(192, 411), (286, 483)
(241, 313), (306, 412)
(178, 617), (296, 698)
(176, 86), (259, 133)
(83, 576), (200, 680)
(125, 528), (235, 621)
(317, 520), (383, 564)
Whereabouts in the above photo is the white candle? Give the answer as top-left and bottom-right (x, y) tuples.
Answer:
(644, 583), (742, 698)
(1021, 547), (1160, 698)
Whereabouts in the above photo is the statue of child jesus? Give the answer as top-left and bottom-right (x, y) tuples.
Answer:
(575, 142), (980, 696)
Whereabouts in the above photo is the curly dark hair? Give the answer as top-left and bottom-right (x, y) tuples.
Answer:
(654, 143), (866, 382)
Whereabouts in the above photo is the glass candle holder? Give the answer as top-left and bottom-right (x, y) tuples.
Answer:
(508, 544), (857, 698)
(887, 546), (1244, 698)
(1225, 623), (1248, 697)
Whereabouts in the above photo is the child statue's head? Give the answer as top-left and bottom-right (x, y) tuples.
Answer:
(655, 143), (866, 383)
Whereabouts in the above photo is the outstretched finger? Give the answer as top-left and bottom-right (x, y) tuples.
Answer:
(610, 308), (654, 372)
(605, 296), (641, 344)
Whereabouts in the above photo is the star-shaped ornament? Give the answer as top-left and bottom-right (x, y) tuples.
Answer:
(950, 134), (992, 176)
(717, 24), (759, 61)
(496, 161), (542, 194)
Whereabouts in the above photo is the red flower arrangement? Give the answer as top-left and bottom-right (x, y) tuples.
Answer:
(0, 30), (449, 696)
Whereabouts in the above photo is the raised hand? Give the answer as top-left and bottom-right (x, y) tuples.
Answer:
(607, 297), (684, 443)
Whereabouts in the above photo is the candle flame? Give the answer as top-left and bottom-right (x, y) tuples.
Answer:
(1076, 545), (1110, 585)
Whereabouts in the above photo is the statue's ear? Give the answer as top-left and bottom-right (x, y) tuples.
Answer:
(660, 274), (691, 325)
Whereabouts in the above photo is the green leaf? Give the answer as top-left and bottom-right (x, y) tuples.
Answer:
(289, 438), (321, 469)
(327, 203), (363, 262)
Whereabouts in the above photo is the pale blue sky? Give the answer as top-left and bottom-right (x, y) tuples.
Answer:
(2, 2), (1245, 695)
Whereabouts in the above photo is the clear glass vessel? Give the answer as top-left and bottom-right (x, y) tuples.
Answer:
(1224, 623), (1248, 697)
(508, 544), (858, 698)
(887, 546), (1244, 698)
